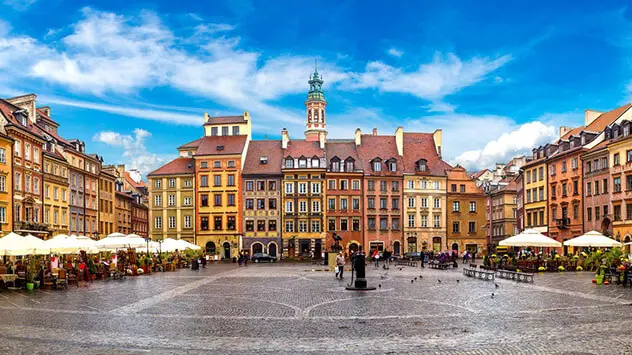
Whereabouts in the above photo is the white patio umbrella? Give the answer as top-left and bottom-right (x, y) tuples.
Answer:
(0, 232), (33, 256)
(72, 235), (99, 254)
(564, 230), (622, 248)
(126, 234), (149, 248)
(499, 229), (562, 248)
(161, 238), (186, 252)
(96, 233), (132, 250)
(38, 234), (78, 254)
(176, 239), (201, 250)
(22, 234), (48, 255)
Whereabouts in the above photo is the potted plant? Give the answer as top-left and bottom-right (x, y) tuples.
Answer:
(26, 259), (40, 291)
(595, 265), (606, 285)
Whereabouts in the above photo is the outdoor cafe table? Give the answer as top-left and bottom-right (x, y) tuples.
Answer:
(0, 274), (18, 288)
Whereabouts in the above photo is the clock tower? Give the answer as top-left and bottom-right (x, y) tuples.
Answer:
(304, 63), (327, 142)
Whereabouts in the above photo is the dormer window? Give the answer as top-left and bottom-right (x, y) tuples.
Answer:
(373, 160), (382, 172)
(216, 145), (224, 151)
(331, 157), (340, 172)
(345, 159), (354, 172)
(260, 156), (268, 165)
(285, 157), (294, 168)
(625, 125), (630, 136)
(311, 157), (319, 168)
(417, 159), (427, 172)
(386, 159), (397, 172)
(298, 158), (307, 168)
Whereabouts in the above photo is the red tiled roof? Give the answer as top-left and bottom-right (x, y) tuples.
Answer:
(324, 141), (363, 170)
(195, 135), (248, 156)
(401, 133), (451, 176)
(36, 108), (58, 126)
(284, 140), (324, 158)
(178, 138), (202, 149)
(356, 134), (402, 176)
(148, 157), (195, 176)
(125, 171), (147, 188)
(242, 140), (283, 175)
(43, 149), (66, 162)
(204, 115), (246, 125)
(561, 103), (631, 140)
(0, 99), (45, 140)
(472, 169), (490, 179)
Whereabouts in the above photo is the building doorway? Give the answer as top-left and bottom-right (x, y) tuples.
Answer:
(299, 240), (310, 256)
(393, 241), (401, 256)
(432, 237), (442, 252)
(205, 241), (216, 255)
(314, 240), (322, 259)
(223, 242), (231, 259)
(268, 243), (278, 258)
(452, 243), (459, 252)
(252, 242), (263, 255)
(370, 241), (384, 254)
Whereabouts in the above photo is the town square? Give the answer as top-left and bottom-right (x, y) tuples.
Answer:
(3, 0), (632, 353)
(2, 262), (632, 354)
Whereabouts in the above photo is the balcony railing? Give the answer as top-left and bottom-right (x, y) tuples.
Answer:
(555, 217), (570, 229)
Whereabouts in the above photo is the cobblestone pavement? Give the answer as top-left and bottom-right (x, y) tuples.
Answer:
(1, 263), (632, 354)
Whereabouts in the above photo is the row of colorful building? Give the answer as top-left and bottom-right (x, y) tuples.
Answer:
(0, 94), (149, 240)
(148, 68), (490, 259)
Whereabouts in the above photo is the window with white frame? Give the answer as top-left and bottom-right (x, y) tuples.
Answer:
(434, 198), (440, 209)
(154, 179), (161, 188)
(168, 216), (176, 229)
(169, 178), (175, 188)
(311, 182), (321, 194)
(285, 220), (294, 232)
(299, 201), (307, 212)
(154, 195), (162, 206)
(184, 215), (192, 228)
(407, 180), (414, 189)
(0, 176), (5, 192)
(168, 195), (175, 206)
(408, 197), (415, 208)
(312, 200), (320, 212)
(421, 198), (428, 208)
(285, 201), (294, 213)
(184, 197), (192, 206)
(408, 214), (415, 228)
(352, 180), (360, 190)
(299, 220), (307, 232)
(285, 182), (294, 194)
(298, 183), (307, 194)
(155, 216), (162, 229)
(311, 220), (320, 232)
(0, 148), (5, 163)
(433, 214), (440, 228)
(421, 215), (427, 227)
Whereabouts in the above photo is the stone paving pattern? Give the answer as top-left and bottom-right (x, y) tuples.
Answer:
(1, 263), (632, 354)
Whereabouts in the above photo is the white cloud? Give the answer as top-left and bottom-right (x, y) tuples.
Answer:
(42, 96), (201, 125)
(424, 101), (456, 113)
(452, 121), (557, 169)
(93, 128), (166, 175)
(387, 47), (403, 57)
(341, 52), (512, 101)
(2, 0), (37, 11)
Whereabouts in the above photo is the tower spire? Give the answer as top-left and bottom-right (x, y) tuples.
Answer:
(304, 60), (327, 142)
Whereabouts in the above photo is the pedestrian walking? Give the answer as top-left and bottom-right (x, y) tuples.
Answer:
(372, 249), (380, 268)
(335, 251), (345, 279)
(201, 254), (207, 268)
(244, 253), (248, 267)
(238, 252), (243, 267)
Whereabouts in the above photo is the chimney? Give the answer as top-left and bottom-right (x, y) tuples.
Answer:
(395, 126), (403, 156)
(559, 126), (573, 138)
(281, 128), (290, 149)
(354, 128), (362, 146)
(318, 131), (326, 149)
(432, 129), (443, 158)
(372, 127), (378, 135)
(203, 112), (210, 123)
(6, 94), (37, 123)
(584, 109), (602, 126)
(38, 106), (51, 117)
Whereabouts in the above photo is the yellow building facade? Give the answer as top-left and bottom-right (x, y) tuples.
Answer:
(522, 155), (548, 234)
(0, 134), (12, 235)
(148, 157), (196, 244)
(608, 135), (632, 245)
(403, 175), (447, 252)
(43, 151), (69, 236)
(98, 170), (116, 238)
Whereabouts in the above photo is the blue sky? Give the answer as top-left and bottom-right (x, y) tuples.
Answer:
(1, 0), (632, 175)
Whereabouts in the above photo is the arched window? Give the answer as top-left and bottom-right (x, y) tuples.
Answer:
(285, 158), (294, 168)
(311, 157), (320, 168)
